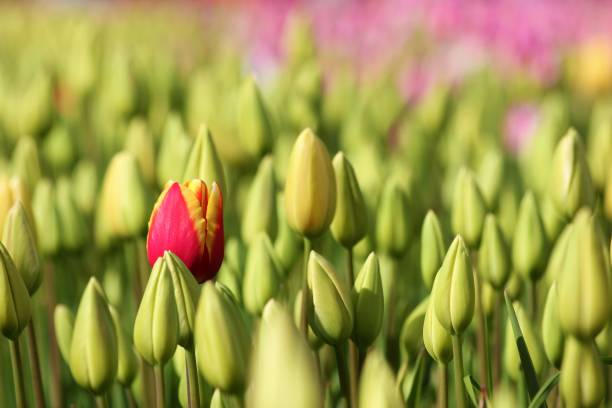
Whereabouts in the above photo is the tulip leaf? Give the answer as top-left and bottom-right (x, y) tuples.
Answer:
(527, 372), (560, 408)
(601, 356), (612, 365)
(463, 375), (479, 407)
(404, 349), (429, 406)
(504, 292), (544, 407)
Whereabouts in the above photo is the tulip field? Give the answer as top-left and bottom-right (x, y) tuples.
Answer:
(2, 2), (612, 408)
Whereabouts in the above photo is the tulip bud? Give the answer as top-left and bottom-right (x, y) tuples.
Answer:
(42, 124), (76, 174)
(195, 282), (250, 393)
(376, 179), (411, 258)
(542, 283), (564, 368)
(211, 389), (241, 408)
(71, 160), (98, 216)
(12, 136), (41, 190)
(512, 191), (548, 281)
(69, 278), (117, 394)
(358, 350), (404, 408)
(274, 193), (301, 272)
(560, 337), (605, 408)
(243, 233), (282, 315)
(157, 114), (191, 188)
(549, 129), (595, 217)
(293, 290), (322, 349)
(283, 128), (336, 238)
(605, 167), (612, 222)
(32, 179), (60, 255)
(352, 252), (383, 348)
(165, 252), (199, 348)
(587, 101), (612, 190)
(237, 76), (273, 159)
(241, 156), (277, 243)
(541, 195), (565, 242)
(0, 242), (31, 339)
(183, 125), (227, 197)
(481, 281), (498, 317)
(497, 181), (520, 241)
(307, 251), (354, 345)
(133, 257), (179, 365)
(451, 168), (486, 247)
(423, 300), (453, 364)
(478, 214), (511, 290)
(399, 297), (428, 358)
(125, 118), (156, 185)
(420, 210), (446, 290)
(56, 177), (86, 251)
(557, 208), (610, 340)
(477, 147), (505, 209)
(544, 224), (572, 285)
(3, 201), (40, 294)
(249, 301), (322, 408)
(330, 152), (367, 248)
(0, 177), (13, 235)
(505, 271), (524, 301)
(503, 301), (546, 381)
(432, 235), (475, 335)
(54, 304), (74, 362)
(109, 306), (138, 386)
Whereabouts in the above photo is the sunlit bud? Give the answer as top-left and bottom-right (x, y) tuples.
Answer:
(451, 168), (486, 247)
(376, 179), (411, 258)
(503, 301), (546, 381)
(358, 350), (404, 408)
(512, 191), (548, 281)
(54, 304), (74, 362)
(0, 242), (31, 339)
(12, 136), (41, 190)
(423, 300), (453, 364)
(125, 118), (156, 185)
(109, 306), (138, 386)
(243, 233), (281, 315)
(420, 210), (446, 290)
(478, 214), (511, 290)
(183, 125), (227, 197)
(542, 283), (564, 368)
(71, 160), (98, 216)
(352, 252), (383, 348)
(237, 76), (273, 159)
(32, 179), (60, 255)
(242, 156), (277, 243)
(400, 298), (428, 358)
(560, 337), (605, 408)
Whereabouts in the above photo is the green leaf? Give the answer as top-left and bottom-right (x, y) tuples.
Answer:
(405, 349), (428, 406)
(463, 375), (479, 407)
(504, 292), (543, 406)
(527, 372), (560, 408)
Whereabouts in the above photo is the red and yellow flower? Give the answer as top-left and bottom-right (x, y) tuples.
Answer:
(147, 179), (224, 283)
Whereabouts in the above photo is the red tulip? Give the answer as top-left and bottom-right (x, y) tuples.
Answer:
(147, 179), (224, 283)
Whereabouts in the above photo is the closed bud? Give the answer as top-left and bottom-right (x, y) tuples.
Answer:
(133, 256), (179, 365)
(549, 129), (595, 216)
(56, 177), (86, 251)
(294, 290), (322, 349)
(211, 389), (241, 408)
(307, 251), (353, 345)
(237, 76), (273, 159)
(243, 233), (282, 315)
(541, 195), (565, 242)
(481, 281), (498, 317)
(32, 179), (60, 255)
(54, 304), (74, 363)
(400, 297), (428, 358)
(195, 282), (250, 393)
(165, 252), (199, 349)
(420, 210), (446, 290)
(560, 337), (605, 408)
(451, 168), (486, 247)
(69, 278), (117, 394)
(71, 160), (98, 216)
(503, 301), (546, 381)
(358, 350), (404, 408)
(376, 179), (411, 257)
(242, 156), (277, 243)
(125, 118), (156, 185)
(352, 252), (383, 348)
(183, 125), (227, 198)
(274, 193), (301, 272)
(423, 300), (453, 364)
(477, 147), (505, 209)
(505, 271), (524, 301)
(3, 201), (41, 294)
(544, 224), (572, 285)
(42, 124), (76, 174)
(587, 101), (612, 190)
(512, 191), (548, 281)
(157, 114), (191, 188)
(478, 214), (511, 290)
(284, 128), (336, 238)
(109, 306), (138, 386)
(542, 283), (564, 368)
(558, 208), (610, 339)
(330, 152), (367, 248)
(432, 235), (475, 335)
(12, 136), (41, 190)
(0, 242), (31, 339)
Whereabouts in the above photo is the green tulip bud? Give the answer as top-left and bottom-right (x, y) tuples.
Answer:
(109, 306), (138, 386)
(420, 210), (446, 290)
(195, 282), (250, 393)
(3, 201), (41, 294)
(451, 168), (486, 247)
(544, 224), (572, 285)
(505, 271), (524, 301)
(560, 337), (605, 408)
(42, 124), (76, 174)
(587, 101), (612, 190)
(32, 179), (60, 256)
(69, 278), (117, 394)
(503, 301), (546, 381)
(56, 177), (86, 251)
(557, 208), (610, 340)
(358, 350), (404, 408)
(183, 125), (227, 197)
(432, 235), (475, 335)
(489, 383), (518, 408)
(423, 300), (453, 364)
(243, 233), (282, 315)
(237, 76), (273, 159)
(293, 290), (322, 349)
(542, 283), (564, 368)
(0, 242), (31, 339)
(54, 304), (74, 363)
(478, 214), (511, 290)
(242, 156), (277, 243)
(399, 297), (428, 358)
(481, 281), (498, 317)
(596, 323), (612, 356)
(157, 113), (191, 188)
(307, 251), (354, 345)
(96, 151), (148, 248)
(211, 389), (241, 408)
(249, 301), (322, 408)
(283, 14), (317, 66)
(512, 191), (548, 281)
(541, 195), (565, 242)
(12, 136), (41, 190)
(274, 192), (301, 272)
(284, 128), (336, 238)
(477, 147), (505, 209)
(376, 179), (411, 258)
(71, 160), (98, 216)
(497, 181), (520, 241)
(134, 256), (179, 365)
(165, 252), (199, 349)
(549, 129), (595, 217)
(125, 118), (156, 185)
(352, 252), (383, 348)
(330, 152), (367, 248)
(605, 166), (612, 222)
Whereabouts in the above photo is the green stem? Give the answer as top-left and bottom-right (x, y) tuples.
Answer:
(27, 321), (46, 408)
(155, 365), (165, 408)
(473, 255), (491, 400)
(299, 237), (311, 336)
(493, 297), (502, 386)
(94, 395), (107, 408)
(45, 261), (63, 408)
(335, 343), (353, 408)
(451, 335), (466, 408)
(385, 258), (399, 368)
(124, 387), (136, 408)
(530, 281), (538, 320)
(10, 339), (26, 408)
(438, 363), (448, 408)
(185, 348), (200, 408)
(346, 247), (359, 406)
